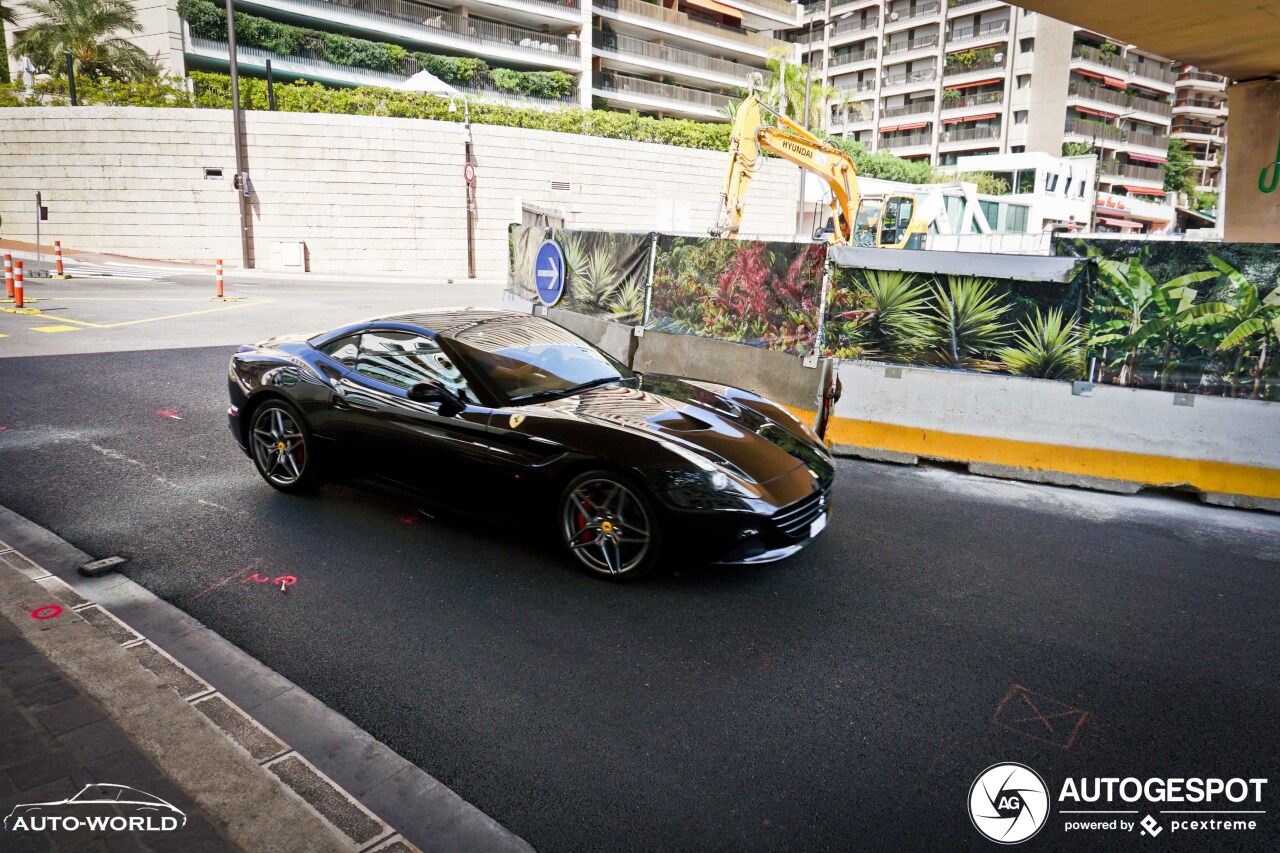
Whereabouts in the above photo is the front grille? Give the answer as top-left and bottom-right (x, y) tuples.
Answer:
(772, 488), (827, 537)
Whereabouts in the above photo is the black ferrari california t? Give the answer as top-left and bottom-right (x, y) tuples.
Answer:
(227, 308), (834, 579)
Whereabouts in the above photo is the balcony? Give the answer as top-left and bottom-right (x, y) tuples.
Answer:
(941, 89), (1002, 110)
(1064, 117), (1127, 143)
(1173, 96), (1228, 119)
(245, 0), (582, 70)
(882, 68), (938, 91)
(830, 17), (879, 44)
(1101, 161), (1165, 184)
(592, 31), (755, 87)
(940, 123), (1001, 145)
(884, 2), (941, 31)
(1178, 70), (1227, 91)
(1122, 129), (1169, 155)
(946, 19), (1009, 48)
(829, 48), (877, 70)
(883, 34), (939, 56)
(1128, 96), (1172, 120)
(803, 0), (826, 16)
(1130, 61), (1175, 87)
(592, 72), (732, 120)
(947, 0), (1003, 13)
(881, 99), (935, 119)
(1067, 81), (1172, 118)
(830, 103), (873, 128)
(942, 54), (1007, 81)
(1171, 120), (1225, 141)
(594, 0), (788, 56)
(1070, 44), (1126, 73)
(880, 130), (933, 149)
(716, 0), (801, 26)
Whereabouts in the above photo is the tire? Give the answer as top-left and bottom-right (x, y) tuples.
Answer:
(248, 399), (320, 493)
(559, 470), (661, 581)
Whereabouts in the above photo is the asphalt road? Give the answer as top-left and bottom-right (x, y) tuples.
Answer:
(2, 342), (1279, 850)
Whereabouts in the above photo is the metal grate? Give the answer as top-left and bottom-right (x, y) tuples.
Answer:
(550, 181), (571, 192)
(773, 489), (826, 537)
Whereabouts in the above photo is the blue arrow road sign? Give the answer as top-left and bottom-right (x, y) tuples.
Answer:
(535, 240), (565, 306)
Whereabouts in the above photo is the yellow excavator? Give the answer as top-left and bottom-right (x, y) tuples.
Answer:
(711, 95), (931, 248)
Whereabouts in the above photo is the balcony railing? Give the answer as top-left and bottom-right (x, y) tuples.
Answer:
(1068, 81), (1172, 117)
(942, 123), (1000, 142)
(1102, 161), (1164, 182)
(1131, 61), (1175, 85)
(1174, 97), (1226, 111)
(881, 99), (935, 118)
(1125, 129), (1169, 151)
(948, 0), (1001, 8)
(593, 72), (732, 111)
(1071, 44), (1125, 71)
(941, 89), (1002, 110)
(947, 19), (1009, 44)
(596, 0), (786, 52)
(1171, 120), (1224, 137)
(1128, 96), (1173, 118)
(1179, 70), (1227, 85)
(882, 68), (937, 87)
(592, 31), (753, 81)
(885, 2), (940, 25)
(804, 0), (826, 13)
(881, 131), (933, 148)
(1065, 117), (1127, 141)
(883, 35), (939, 55)
(830, 48), (877, 68)
(732, 0), (800, 19)
(286, 0), (581, 60)
(943, 55), (1006, 77)
(832, 16), (879, 38)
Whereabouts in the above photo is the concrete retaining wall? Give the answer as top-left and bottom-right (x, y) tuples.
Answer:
(827, 360), (1280, 510)
(0, 107), (798, 278)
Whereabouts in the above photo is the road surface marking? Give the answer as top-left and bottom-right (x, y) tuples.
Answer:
(30, 325), (79, 333)
(35, 300), (274, 329)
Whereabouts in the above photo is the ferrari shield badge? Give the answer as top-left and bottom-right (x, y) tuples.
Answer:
(509, 414), (525, 429)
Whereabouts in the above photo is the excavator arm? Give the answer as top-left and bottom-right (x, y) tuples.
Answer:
(712, 95), (861, 244)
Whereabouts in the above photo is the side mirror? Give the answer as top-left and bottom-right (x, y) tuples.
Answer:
(408, 381), (464, 416)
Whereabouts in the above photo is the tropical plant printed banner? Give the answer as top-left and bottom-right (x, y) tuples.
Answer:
(648, 237), (827, 355)
(822, 268), (1088, 379)
(1057, 239), (1280, 402)
(508, 225), (651, 325)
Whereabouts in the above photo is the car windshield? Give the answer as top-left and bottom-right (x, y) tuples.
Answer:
(445, 316), (631, 403)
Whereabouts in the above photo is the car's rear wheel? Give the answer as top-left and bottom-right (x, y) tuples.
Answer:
(249, 400), (318, 493)
(559, 471), (660, 580)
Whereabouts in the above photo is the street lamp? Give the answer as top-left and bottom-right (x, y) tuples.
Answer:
(450, 96), (477, 280)
(1088, 108), (1135, 232)
(224, 0), (252, 269)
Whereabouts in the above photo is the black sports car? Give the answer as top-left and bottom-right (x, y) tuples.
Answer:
(227, 308), (834, 579)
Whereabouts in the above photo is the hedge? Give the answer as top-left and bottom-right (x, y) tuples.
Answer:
(176, 0), (576, 100)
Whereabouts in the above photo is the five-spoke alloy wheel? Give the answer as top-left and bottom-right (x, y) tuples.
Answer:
(560, 471), (660, 580)
(250, 400), (318, 492)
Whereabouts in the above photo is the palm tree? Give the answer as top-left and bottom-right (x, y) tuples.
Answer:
(1111, 273), (1225, 390)
(998, 308), (1086, 380)
(725, 48), (835, 129)
(12, 0), (159, 82)
(1, 2), (15, 26)
(925, 275), (1012, 371)
(830, 269), (933, 362)
(1206, 255), (1280, 399)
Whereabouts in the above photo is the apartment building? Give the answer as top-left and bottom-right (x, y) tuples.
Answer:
(3, 0), (802, 118)
(1172, 65), (1228, 194)
(791, 0), (1228, 219)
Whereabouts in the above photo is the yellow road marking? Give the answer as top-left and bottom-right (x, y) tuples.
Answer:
(38, 300), (274, 329)
(826, 415), (1280, 501)
(30, 325), (80, 333)
(0, 333), (7, 337)
(39, 297), (238, 302)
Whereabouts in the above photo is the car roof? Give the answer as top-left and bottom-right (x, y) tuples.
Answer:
(308, 307), (534, 348)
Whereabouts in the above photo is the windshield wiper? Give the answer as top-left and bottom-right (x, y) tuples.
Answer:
(510, 376), (622, 404)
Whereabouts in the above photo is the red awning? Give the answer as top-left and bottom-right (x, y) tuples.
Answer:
(1127, 153), (1169, 164)
(1075, 106), (1118, 118)
(1099, 216), (1142, 229)
(1102, 75), (1126, 88)
(944, 78), (1002, 90)
(1122, 186), (1167, 196)
(1077, 70), (1104, 81)
(943, 113), (998, 124)
(882, 121), (928, 133)
(684, 0), (742, 19)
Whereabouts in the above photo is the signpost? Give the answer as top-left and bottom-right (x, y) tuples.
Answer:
(463, 162), (476, 185)
(35, 192), (49, 271)
(534, 240), (565, 307)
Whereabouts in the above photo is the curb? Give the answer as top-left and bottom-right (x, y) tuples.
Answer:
(0, 503), (534, 853)
(0, 543), (418, 853)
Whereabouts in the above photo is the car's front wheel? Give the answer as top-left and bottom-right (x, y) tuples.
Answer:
(560, 471), (660, 580)
(249, 399), (319, 493)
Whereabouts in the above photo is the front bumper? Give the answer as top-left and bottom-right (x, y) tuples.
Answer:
(227, 404), (249, 454)
(661, 481), (832, 566)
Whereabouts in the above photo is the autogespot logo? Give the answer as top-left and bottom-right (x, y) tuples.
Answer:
(969, 763), (1051, 844)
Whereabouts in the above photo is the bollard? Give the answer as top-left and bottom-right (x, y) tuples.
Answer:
(52, 241), (68, 279)
(14, 260), (23, 309)
(3, 253), (12, 299)
(216, 259), (224, 298)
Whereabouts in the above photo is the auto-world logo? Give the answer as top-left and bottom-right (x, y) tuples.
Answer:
(3, 784), (186, 833)
(969, 763), (1050, 844)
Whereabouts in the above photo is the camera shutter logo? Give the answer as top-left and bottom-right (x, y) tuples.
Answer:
(969, 763), (1050, 844)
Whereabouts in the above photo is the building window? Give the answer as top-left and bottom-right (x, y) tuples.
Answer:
(1014, 110), (1028, 125)
(1019, 38), (1034, 53)
(1011, 145), (1025, 153)
(1017, 74), (1031, 89)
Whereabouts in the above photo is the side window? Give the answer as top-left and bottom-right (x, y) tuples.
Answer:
(318, 335), (360, 368)
(353, 331), (476, 403)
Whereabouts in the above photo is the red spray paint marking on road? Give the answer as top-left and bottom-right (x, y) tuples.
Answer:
(243, 573), (297, 592)
(31, 605), (63, 620)
(188, 559), (264, 603)
(154, 409), (183, 420)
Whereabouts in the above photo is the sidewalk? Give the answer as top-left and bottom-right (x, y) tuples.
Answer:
(0, 610), (231, 852)
(0, 541), (418, 853)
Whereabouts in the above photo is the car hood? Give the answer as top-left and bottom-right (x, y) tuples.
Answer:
(525, 374), (828, 484)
